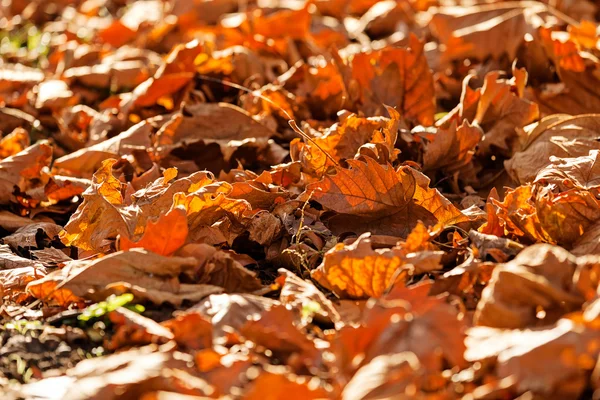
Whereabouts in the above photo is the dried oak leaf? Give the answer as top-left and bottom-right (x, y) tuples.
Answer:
(3, 222), (63, 250)
(534, 149), (600, 194)
(340, 34), (435, 124)
(291, 107), (400, 177)
(529, 26), (600, 115)
(535, 184), (600, 246)
(240, 305), (321, 369)
(430, 2), (553, 62)
(187, 293), (278, 342)
(422, 119), (483, 174)
(506, 114), (600, 185)
(303, 156), (466, 238)
(122, 40), (203, 111)
(332, 282), (466, 386)
(120, 206), (189, 256)
(467, 302), (600, 399)
(176, 243), (262, 293)
(312, 232), (441, 299)
(0, 141), (52, 204)
(27, 249), (223, 306)
(475, 244), (584, 329)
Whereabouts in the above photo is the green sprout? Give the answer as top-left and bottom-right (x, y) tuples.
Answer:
(301, 300), (322, 322)
(77, 293), (145, 322)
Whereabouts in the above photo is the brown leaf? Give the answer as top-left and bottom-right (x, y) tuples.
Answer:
(475, 244), (584, 328)
(332, 282), (466, 385)
(123, 40), (203, 111)
(243, 371), (328, 400)
(0, 141), (52, 204)
(187, 293), (278, 341)
(12, 345), (215, 400)
(312, 232), (441, 299)
(277, 268), (342, 326)
(240, 305), (321, 368)
(120, 206), (189, 256)
(535, 185), (600, 245)
(430, 3), (553, 62)
(291, 108), (400, 177)
(341, 34), (436, 124)
(534, 149), (600, 194)
(3, 222), (63, 249)
(61, 164), (214, 252)
(467, 304), (600, 398)
(27, 249), (223, 306)
(0, 244), (45, 270)
(506, 114), (600, 185)
(161, 312), (213, 350)
(304, 157), (465, 237)
(341, 352), (424, 400)
(54, 119), (153, 176)
(423, 120), (483, 174)
(176, 244), (262, 293)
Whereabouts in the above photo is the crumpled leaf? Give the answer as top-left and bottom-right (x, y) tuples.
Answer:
(120, 206), (189, 256)
(291, 107), (400, 177)
(467, 301), (600, 399)
(332, 282), (467, 387)
(0, 141), (52, 204)
(339, 34), (436, 124)
(475, 244), (585, 328)
(312, 232), (441, 299)
(506, 114), (600, 185)
(187, 293), (278, 342)
(534, 149), (600, 194)
(430, 2), (554, 62)
(176, 243), (262, 293)
(3, 222), (63, 249)
(422, 119), (483, 174)
(61, 163), (214, 252)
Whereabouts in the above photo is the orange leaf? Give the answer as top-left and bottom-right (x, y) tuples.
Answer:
(303, 157), (465, 237)
(120, 206), (189, 256)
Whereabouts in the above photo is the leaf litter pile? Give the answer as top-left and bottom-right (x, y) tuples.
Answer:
(5, 0), (600, 398)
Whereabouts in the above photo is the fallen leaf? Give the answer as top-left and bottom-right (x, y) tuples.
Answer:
(27, 249), (223, 306)
(304, 157), (465, 237)
(475, 244), (584, 328)
(120, 206), (189, 256)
